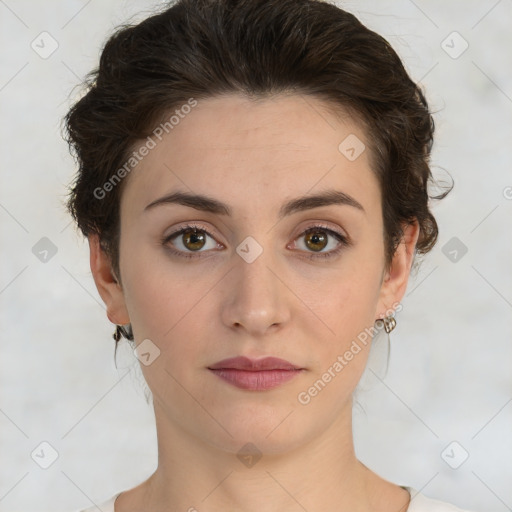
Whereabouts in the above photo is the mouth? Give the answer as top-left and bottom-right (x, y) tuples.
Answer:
(207, 356), (304, 391)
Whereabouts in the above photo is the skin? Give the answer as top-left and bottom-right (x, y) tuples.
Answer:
(89, 93), (419, 512)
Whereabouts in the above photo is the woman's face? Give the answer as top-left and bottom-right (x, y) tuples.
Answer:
(91, 93), (418, 455)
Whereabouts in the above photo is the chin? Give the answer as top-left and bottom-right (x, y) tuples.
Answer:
(196, 405), (317, 458)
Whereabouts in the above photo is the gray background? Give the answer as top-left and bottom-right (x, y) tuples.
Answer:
(0, 0), (511, 511)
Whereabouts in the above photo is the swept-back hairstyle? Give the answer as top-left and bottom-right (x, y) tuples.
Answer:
(63, 0), (452, 344)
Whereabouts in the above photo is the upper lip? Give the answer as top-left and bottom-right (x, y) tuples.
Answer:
(208, 356), (302, 371)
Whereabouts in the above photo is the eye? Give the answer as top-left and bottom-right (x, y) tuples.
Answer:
(162, 223), (350, 260)
(291, 224), (350, 260)
(162, 223), (220, 259)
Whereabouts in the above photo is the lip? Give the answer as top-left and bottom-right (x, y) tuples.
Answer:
(208, 356), (302, 371)
(207, 356), (304, 391)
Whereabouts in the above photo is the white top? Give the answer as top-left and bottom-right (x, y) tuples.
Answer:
(76, 486), (476, 511)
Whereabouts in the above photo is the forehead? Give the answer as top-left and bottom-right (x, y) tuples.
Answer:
(120, 93), (380, 221)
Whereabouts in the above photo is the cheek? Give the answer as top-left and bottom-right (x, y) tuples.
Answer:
(317, 255), (382, 325)
(121, 262), (211, 401)
(296, 286), (379, 411)
(121, 245), (215, 360)
(306, 266), (381, 371)
(119, 243), (179, 339)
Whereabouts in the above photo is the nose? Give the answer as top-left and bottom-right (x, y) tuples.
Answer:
(220, 243), (290, 337)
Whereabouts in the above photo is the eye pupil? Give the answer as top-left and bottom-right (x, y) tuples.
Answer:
(305, 230), (328, 252)
(183, 228), (206, 251)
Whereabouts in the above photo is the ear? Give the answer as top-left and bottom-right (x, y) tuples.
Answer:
(375, 219), (420, 319)
(88, 233), (130, 326)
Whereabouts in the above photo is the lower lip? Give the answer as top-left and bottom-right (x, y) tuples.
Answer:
(208, 368), (303, 390)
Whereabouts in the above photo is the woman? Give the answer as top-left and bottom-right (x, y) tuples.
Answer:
(65, 0), (472, 510)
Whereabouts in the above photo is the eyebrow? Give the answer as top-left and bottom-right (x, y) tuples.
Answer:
(144, 188), (365, 219)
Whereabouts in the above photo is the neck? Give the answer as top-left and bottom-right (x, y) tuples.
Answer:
(132, 396), (382, 512)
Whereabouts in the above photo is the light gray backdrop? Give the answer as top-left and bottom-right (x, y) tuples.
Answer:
(0, 1), (511, 511)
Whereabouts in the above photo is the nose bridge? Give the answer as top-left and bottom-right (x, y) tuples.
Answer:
(235, 233), (280, 304)
(222, 231), (288, 333)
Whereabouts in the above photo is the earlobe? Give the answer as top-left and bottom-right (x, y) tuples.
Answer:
(88, 233), (130, 326)
(376, 220), (420, 318)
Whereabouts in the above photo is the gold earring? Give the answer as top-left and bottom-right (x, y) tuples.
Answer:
(382, 314), (396, 333)
(375, 314), (397, 333)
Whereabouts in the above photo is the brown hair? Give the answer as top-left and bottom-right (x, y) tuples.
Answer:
(63, 0), (452, 342)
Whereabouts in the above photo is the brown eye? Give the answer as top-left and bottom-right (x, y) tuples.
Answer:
(303, 229), (328, 252)
(180, 228), (207, 251)
(163, 224), (219, 258)
(293, 225), (350, 260)
(162, 223), (350, 261)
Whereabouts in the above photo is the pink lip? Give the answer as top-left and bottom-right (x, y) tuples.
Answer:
(208, 356), (304, 391)
(208, 356), (302, 371)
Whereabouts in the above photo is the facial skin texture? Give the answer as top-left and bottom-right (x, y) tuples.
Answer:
(89, 93), (419, 512)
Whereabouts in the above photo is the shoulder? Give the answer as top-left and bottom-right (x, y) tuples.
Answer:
(405, 487), (477, 512)
(74, 492), (121, 512)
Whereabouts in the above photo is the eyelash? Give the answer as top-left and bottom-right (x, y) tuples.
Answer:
(161, 222), (350, 261)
